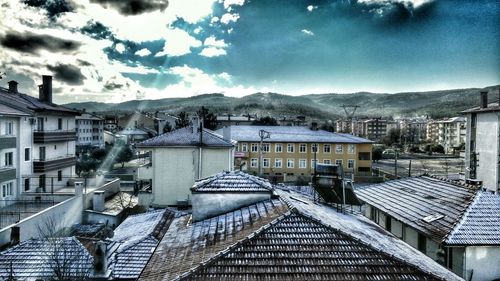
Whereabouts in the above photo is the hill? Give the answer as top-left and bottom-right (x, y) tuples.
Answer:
(64, 86), (500, 120)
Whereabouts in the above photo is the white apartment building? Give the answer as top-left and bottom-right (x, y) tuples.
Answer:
(438, 117), (466, 154)
(463, 91), (500, 192)
(76, 113), (104, 148)
(0, 76), (80, 201)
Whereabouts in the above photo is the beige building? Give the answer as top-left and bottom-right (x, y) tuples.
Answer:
(217, 126), (372, 182)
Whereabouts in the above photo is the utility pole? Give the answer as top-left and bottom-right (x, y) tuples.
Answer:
(408, 159), (412, 177)
(258, 130), (270, 177)
(394, 148), (398, 179)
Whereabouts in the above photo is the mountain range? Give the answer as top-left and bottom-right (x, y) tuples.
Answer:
(64, 85), (500, 120)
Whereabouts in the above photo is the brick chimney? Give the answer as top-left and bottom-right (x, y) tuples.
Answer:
(8, 80), (18, 93)
(39, 75), (53, 103)
(480, 91), (488, 109)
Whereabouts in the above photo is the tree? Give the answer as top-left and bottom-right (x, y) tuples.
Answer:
(116, 145), (134, 168)
(76, 155), (97, 177)
(431, 144), (445, 154)
(252, 116), (278, 126)
(163, 122), (173, 133)
(381, 128), (401, 147)
(320, 122), (335, 132)
(91, 148), (107, 162)
(175, 111), (190, 129)
(197, 106), (217, 130)
(372, 146), (384, 162)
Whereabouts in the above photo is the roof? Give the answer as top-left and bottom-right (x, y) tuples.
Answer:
(137, 126), (234, 148)
(216, 116), (254, 121)
(446, 190), (500, 245)
(109, 209), (175, 279)
(462, 101), (500, 114)
(355, 176), (478, 243)
(178, 212), (443, 281)
(116, 127), (149, 136)
(216, 125), (372, 143)
(0, 103), (30, 116)
(140, 199), (289, 280)
(0, 237), (94, 280)
(76, 112), (103, 120)
(191, 170), (273, 192)
(0, 86), (80, 115)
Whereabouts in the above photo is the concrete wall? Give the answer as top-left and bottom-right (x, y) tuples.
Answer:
(191, 192), (271, 222)
(84, 210), (120, 228)
(465, 246), (500, 281)
(474, 112), (499, 192)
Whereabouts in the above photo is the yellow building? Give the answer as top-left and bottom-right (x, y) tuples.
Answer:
(217, 126), (373, 182)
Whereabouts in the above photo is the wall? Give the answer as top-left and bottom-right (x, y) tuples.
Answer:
(474, 112), (499, 192)
(405, 227), (419, 249)
(465, 246), (500, 281)
(191, 192), (271, 222)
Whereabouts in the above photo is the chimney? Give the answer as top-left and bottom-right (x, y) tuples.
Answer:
(480, 91), (488, 109)
(40, 75), (52, 103)
(223, 126), (231, 141)
(191, 116), (200, 133)
(10, 226), (20, 246)
(8, 80), (18, 93)
(94, 240), (108, 275)
(93, 190), (105, 212)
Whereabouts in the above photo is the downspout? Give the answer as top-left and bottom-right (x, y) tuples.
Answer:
(198, 118), (203, 179)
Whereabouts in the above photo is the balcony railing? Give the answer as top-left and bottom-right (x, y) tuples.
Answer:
(0, 166), (16, 182)
(0, 136), (16, 150)
(33, 155), (76, 173)
(33, 130), (77, 143)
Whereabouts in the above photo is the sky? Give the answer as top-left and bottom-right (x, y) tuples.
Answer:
(0, 0), (498, 103)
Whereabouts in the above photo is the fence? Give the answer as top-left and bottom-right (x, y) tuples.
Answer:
(0, 199), (57, 229)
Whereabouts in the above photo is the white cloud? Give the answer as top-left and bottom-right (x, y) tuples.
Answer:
(155, 28), (202, 57)
(358, 0), (433, 8)
(301, 29), (314, 36)
(200, 47), (227, 57)
(135, 48), (152, 56)
(307, 5), (318, 12)
(211, 16), (219, 23)
(220, 13), (240, 24)
(115, 43), (126, 53)
(204, 36), (228, 48)
(224, 0), (245, 9)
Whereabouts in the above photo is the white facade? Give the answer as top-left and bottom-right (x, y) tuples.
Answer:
(438, 117), (466, 154)
(76, 113), (104, 148)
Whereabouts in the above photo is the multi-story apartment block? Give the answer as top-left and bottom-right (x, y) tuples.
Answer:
(398, 119), (427, 143)
(76, 113), (104, 148)
(0, 76), (80, 201)
(463, 91), (500, 192)
(362, 119), (387, 141)
(217, 125), (373, 182)
(438, 117), (466, 154)
(426, 120), (440, 143)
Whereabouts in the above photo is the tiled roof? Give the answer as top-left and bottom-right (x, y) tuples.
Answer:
(0, 103), (30, 116)
(177, 212), (443, 281)
(446, 190), (500, 245)
(0, 237), (94, 280)
(109, 209), (175, 279)
(355, 176), (477, 242)
(140, 199), (289, 281)
(215, 125), (372, 143)
(137, 127), (234, 147)
(462, 101), (500, 113)
(191, 170), (273, 192)
(0, 87), (80, 115)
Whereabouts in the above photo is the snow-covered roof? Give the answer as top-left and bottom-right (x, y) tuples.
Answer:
(0, 237), (93, 280)
(356, 175), (477, 243)
(446, 190), (500, 245)
(112, 209), (166, 250)
(191, 170), (273, 192)
(215, 125), (372, 143)
(137, 126), (234, 148)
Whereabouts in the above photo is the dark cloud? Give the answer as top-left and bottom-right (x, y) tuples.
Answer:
(0, 32), (80, 54)
(81, 21), (113, 40)
(47, 64), (85, 85)
(89, 0), (168, 15)
(23, 0), (72, 18)
(77, 60), (92, 67)
(103, 79), (127, 91)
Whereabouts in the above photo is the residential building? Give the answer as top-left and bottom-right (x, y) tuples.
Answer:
(75, 112), (104, 148)
(140, 184), (461, 281)
(0, 76), (79, 198)
(136, 120), (234, 206)
(399, 119), (427, 143)
(335, 119), (352, 133)
(216, 125), (373, 182)
(426, 120), (440, 143)
(362, 118), (388, 141)
(116, 127), (149, 144)
(463, 91), (500, 192)
(104, 115), (118, 133)
(438, 117), (466, 154)
(356, 175), (500, 280)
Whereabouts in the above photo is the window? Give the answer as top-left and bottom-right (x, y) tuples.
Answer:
(251, 143), (259, 152)
(323, 159), (331, 164)
(2, 182), (13, 197)
(385, 216), (392, 231)
(4, 152), (13, 166)
(58, 170), (62, 182)
(418, 233), (427, 253)
(348, 144), (355, 154)
(262, 143), (270, 153)
(275, 144), (283, 153)
(58, 118), (63, 130)
(4, 122), (13, 135)
(335, 159), (343, 166)
(241, 143), (248, 152)
(299, 144), (307, 153)
(24, 148), (30, 161)
(311, 143), (318, 153)
(39, 147), (46, 161)
(287, 143), (295, 153)
(358, 152), (371, 160)
(323, 144), (331, 153)
(274, 158), (282, 168)
(335, 144), (343, 154)
(24, 178), (30, 191)
(287, 158), (294, 168)
(299, 159), (307, 169)
(262, 158), (270, 168)
(311, 159), (318, 169)
(348, 159), (355, 169)
(250, 158), (258, 168)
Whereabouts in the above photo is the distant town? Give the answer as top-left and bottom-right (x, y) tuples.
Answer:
(0, 76), (498, 281)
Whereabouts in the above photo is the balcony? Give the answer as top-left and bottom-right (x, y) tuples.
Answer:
(0, 136), (16, 150)
(0, 166), (16, 182)
(33, 155), (76, 173)
(33, 130), (77, 143)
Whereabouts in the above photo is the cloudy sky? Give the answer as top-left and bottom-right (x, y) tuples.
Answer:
(0, 0), (498, 103)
